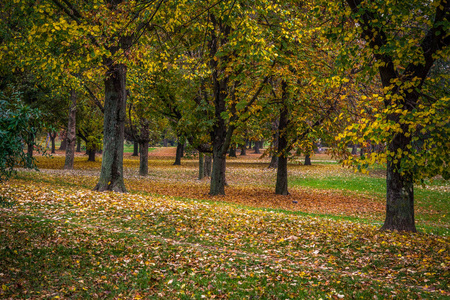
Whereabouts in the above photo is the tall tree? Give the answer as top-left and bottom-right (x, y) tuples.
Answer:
(63, 89), (77, 169)
(331, 0), (450, 231)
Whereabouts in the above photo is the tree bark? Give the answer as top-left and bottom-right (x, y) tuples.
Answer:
(276, 155), (288, 195)
(132, 140), (139, 156)
(88, 148), (96, 162)
(254, 140), (261, 154)
(173, 140), (183, 165)
(64, 90), (77, 170)
(381, 161), (416, 232)
(381, 120), (416, 232)
(139, 141), (148, 176)
(198, 152), (205, 180)
(204, 154), (212, 177)
(59, 131), (67, 151)
(76, 137), (81, 152)
(94, 63), (127, 193)
(240, 144), (246, 156)
(351, 144), (358, 155)
(268, 119), (279, 169)
(50, 132), (57, 154)
(229, 145), (237, 157)
(304, 154), (311, 166)
(275, 82), (289, 195)
(26, 132), (34, 169)
(210, 150), (226, 195)
(269, 155), (278, 169)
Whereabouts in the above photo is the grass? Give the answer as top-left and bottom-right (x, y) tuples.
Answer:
(1, 151), (449, 298)
(290, 174), (450, 235)
(123, 144), (157, 154)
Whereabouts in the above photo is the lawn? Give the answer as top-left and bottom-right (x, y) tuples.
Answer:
(1, 150), (449, 299)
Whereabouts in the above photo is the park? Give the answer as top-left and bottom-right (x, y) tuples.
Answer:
(1, 0), (449, 299)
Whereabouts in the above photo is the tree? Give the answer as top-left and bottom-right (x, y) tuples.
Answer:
(63, 89), (77, 169)
(0, 91), (43, 182)
(331, 0), (450, 231)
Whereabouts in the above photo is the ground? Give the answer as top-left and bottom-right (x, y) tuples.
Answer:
(0, 147), (449, 299)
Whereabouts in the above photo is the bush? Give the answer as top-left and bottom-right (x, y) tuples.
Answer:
(0, 91), (43, 182)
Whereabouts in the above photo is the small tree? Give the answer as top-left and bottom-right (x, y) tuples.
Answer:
(0, 91), (43, 182)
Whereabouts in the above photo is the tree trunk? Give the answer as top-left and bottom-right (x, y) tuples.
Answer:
(64, 90), (77, 170)
(59, 131), (67, 151)
(26, 132), (34, 169)
(276, 155), (288, 195)
(381, 123), (416, 232)
(198, 152), (205, 180)
(50, 132), (57, 154)
(163, 138), (168, 147)
(254, 140), (261, 154)
(304, 154), (311, 166)
(173, 140), (183, 165)
(204, 154), (212, 177)
(94, 63), (127, 193)
(240, 144), (246, 156)
(351, 144), (358, 155)
(139, 141), (148, 176)
(208, 15), (233, 195)
(229, 145), (237, 157)
(76, 137), (81, 152)
(268, 119), (279, 169)
(269, 155), (278, 169)
(275, 82), (289, 195)
(210, 150), (226, 195)
(88, 148), (96, 162)
(132, 141), (139, 156)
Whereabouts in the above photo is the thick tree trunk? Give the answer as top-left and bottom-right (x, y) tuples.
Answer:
(173, 140), (183, 165)
(132, 141), (139, 156)
(240, 144), (246, 156)
(198, 152), (205, 180)
(139, 141), (148, 176)
(304, 154), (311, 166)
(351, 144), (358, 155)
(210, 150), (226, 195)
(208, 15), (234, 196)
(276, 156), (288, 195)
(254, 140), (261, 154)
(64, 90), (77, 170)
(381, 124), (416, 232)
(94, 63), (127, 192)
(88, 148), (96, 162)
(229, 145), (237, 157)
(275, 82), (289, 195)
(204, 154), (212, 177)
(50, 132), (57, 154)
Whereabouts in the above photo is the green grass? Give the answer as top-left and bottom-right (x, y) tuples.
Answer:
(290, 174), (450, 235)
(123, 144), (156, 153)
(291, 175), (386, 197)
